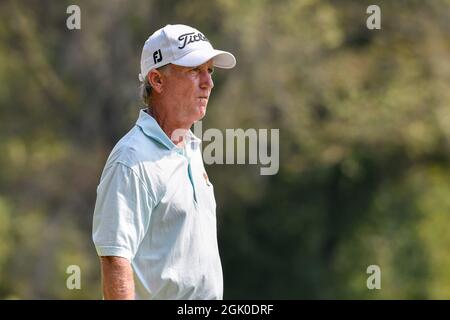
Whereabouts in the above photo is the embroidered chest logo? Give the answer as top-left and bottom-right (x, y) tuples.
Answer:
(203, 172), (211, 186)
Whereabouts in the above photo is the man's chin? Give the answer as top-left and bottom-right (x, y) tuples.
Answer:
(189, 112), (206, 125)
(196, 112), (206, 122)
(196, 105), (207, 120)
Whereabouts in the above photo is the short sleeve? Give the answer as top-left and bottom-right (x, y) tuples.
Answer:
(92, 162), (155, 261)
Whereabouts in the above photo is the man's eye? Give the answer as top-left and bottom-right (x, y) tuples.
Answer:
(208, 68), (214, 75)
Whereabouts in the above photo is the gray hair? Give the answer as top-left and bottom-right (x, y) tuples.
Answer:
(140, 75), (153, 107)
(140, 64), (171, 107)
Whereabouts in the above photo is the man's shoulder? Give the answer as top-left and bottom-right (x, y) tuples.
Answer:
(99, 126), (167, 197)
(106, 125), (165, 169)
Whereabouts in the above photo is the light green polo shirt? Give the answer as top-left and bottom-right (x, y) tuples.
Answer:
(92, 109), (223, 300)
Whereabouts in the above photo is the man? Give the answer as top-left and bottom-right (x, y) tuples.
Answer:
(92, 24), (236, 300)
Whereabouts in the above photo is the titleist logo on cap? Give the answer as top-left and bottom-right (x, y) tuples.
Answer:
(178, 32), (209, 49)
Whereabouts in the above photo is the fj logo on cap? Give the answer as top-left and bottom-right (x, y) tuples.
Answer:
(178, 32), (209, 49)
(153, 49), (162, 64)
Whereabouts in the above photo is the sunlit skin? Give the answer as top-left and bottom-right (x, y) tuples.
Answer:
(147, 60), (214, 146)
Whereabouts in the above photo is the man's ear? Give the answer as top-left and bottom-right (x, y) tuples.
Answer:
(148, 69), (164, 93)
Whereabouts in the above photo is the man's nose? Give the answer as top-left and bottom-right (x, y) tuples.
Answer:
(200, 71), (214, 89)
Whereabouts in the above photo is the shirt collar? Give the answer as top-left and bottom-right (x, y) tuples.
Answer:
(136, 109), (202, 151)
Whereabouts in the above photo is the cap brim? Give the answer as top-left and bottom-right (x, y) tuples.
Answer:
(172, 49), (236, 69)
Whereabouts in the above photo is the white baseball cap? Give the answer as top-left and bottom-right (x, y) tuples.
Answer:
(139, 24), (236, 82)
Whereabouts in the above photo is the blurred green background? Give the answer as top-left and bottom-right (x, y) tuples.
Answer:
(0, 0), (449, 299)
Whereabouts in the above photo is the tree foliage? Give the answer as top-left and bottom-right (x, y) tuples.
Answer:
(0, 0), (449, 298)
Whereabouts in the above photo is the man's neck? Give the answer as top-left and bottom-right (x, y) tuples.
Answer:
(146, 107), (190, 147)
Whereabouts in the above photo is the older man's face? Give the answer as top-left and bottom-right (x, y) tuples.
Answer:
(162, 60), (214, 124)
